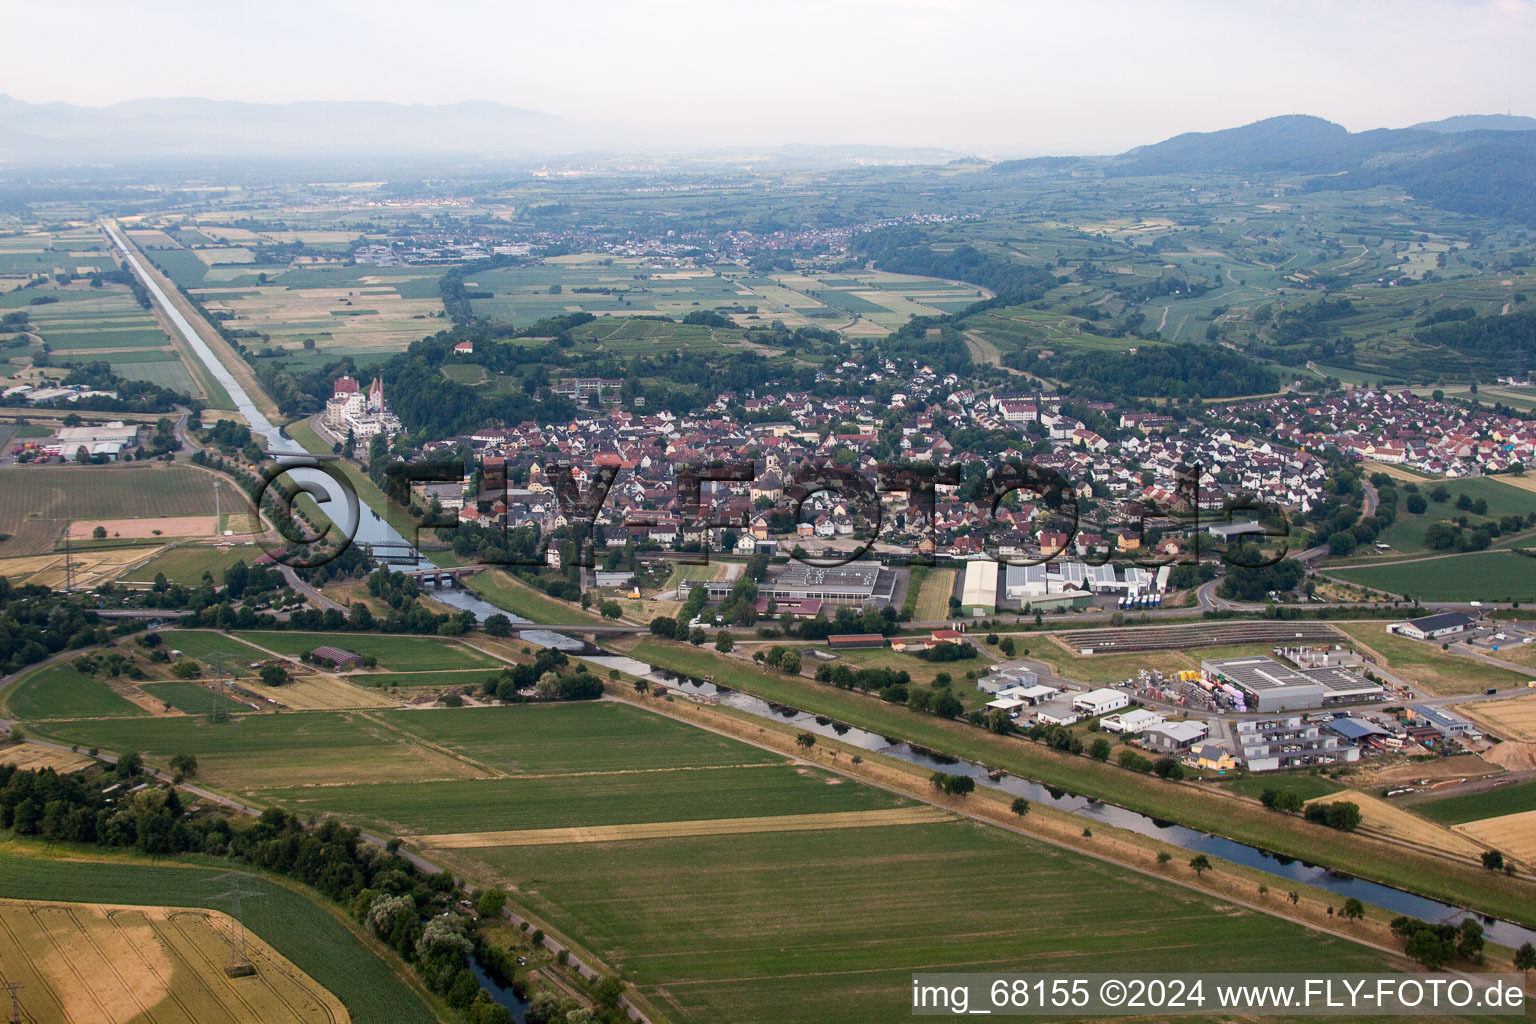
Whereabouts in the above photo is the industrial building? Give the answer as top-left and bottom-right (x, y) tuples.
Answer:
(1406, 705), (1482, 742)
(51, 422), (142, 460)
(1101, 708), (1164, 734)
(1236, 715), (1360, 772)
(1391, 612), (1477, 641)
(1072, 688), (1129, 716)
(1000, 561), (1167, 602)
(1139, 720), (1209, 753)
(1202, 656), (1383, 712)
(960, 560), (998, 615)
(699, 561), (896, 609)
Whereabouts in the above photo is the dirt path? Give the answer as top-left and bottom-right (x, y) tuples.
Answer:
(421, 806), (954, 848)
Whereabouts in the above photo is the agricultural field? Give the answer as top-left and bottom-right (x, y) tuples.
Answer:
(0, 741), (96, 774)
(0, 226), (222, 402)
(0, 850), (437, 1024)
(460, 258), (985, 338)
(1336, 621), (1535, 695)
(1460, 691), (1536, 742)
(1303, 790), (1485, 857)
(459, 819), (1410, 1024)
(1455, 810), (1536, 867)
(910, 566), (957, 620)
(1, 663), (148, 720)
(260, 761), (898, 838)
(0, 544), (158, 589)
(257, 672), (401, 711)
(231, 630), (500, 672)
(140, 681), (228, 715)
(118, 544), (265, 586)
(134, 222), (444, 373)
(0, 897), (349, 1024)
(0, 463), (238, 557)
(1408, 778), (1536, 825)
(158, 630), (271, 673)
(24, 711), (491, 792)
(624, 637), (1536, 927)
(1329, 551), (1536, 602)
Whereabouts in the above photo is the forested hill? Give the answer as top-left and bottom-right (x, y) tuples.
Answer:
(993, 114), (1536, 227)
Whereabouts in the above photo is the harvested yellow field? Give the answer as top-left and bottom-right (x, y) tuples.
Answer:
(0, 547), (161, 589)
(0, 898), (347, 1024)
(263, 674), (399, 711)
(1306, 791), (1485, 858)
(1461, 693), (1536, 742)
(1456, 809), (1536, 866)
(66, 515), (218, 541)
(913, 568), (957, 620)
(0, 742), (96, 774)
(421, 806), (954, 849)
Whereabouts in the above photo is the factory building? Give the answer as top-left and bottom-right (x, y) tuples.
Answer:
(1202, 656), (1383, 712)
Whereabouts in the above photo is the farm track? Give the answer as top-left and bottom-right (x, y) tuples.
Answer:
(420, 806), (954, 848)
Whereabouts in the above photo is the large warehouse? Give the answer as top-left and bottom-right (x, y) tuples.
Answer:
(1202, 656), (1384, 712)
(961, 560), (999, 615)
(696, 561), (898, 609)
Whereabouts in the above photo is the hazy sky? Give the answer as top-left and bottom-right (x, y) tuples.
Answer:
(10, 0), (1536, 154)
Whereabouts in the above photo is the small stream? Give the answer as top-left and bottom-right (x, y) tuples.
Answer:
(581, 654), (1536, 950)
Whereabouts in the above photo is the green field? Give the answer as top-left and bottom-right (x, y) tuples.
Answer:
(119, 546), (261, 585)
(1224, 771), (1346, 803)
(469, 821), (1406, 1024)
(2, 663), (146, 720)
(260, 763), (894, 836)
(1409, 779), (1536, 825)
(232, 631), (498, 671)
(627, 638), (1536, 926)
(1330, 551), (1536, 602)
(0, 463), (233, 557)
(25, 702), (773, 792)
(159, 629), (272, 671)
(465, 569), (605, 623)
(0, 849), (437, 1024)
(139, 681), (224, 714)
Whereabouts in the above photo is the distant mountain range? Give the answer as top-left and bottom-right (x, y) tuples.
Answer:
(996, 113), (1536, 226)
(0, 95), (964, 167)
(4, 96), (1536, 226)
(0, 95), (579, 160)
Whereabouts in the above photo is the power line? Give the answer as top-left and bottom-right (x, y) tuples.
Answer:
(0, 979), (21, 1024)
(209, 869), (263, 977)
